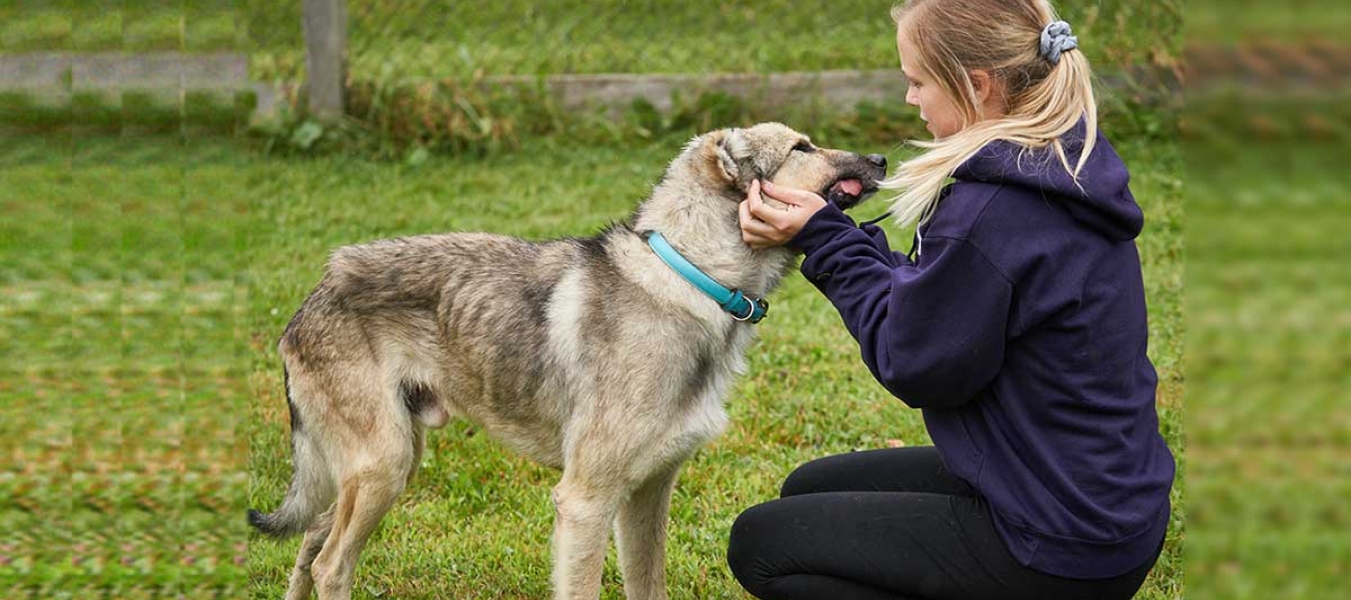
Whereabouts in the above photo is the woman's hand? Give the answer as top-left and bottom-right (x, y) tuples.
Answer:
(738, 180), (829, 249)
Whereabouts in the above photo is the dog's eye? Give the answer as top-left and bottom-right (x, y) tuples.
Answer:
(792, 141), (816, 153)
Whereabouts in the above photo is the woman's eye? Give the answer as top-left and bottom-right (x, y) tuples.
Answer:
(793, 142), (815, 153)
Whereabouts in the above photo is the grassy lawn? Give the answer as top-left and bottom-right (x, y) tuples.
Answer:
(1, 133), (252, 598)
(1182, 91), (1351, 599)
(0, 126), (1181, 599)
(0, 0), (244, 53)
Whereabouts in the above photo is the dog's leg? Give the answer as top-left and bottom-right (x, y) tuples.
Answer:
(614, 464), (682, 600)
(310, 466), (408, 600)
(551, 473), (623, 600)
(406, 424), (426, 488)
(310, 431), (414, 600)
(284, 505), (335, 600)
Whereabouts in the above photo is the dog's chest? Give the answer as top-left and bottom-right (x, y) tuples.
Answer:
(670, 326), (755, 443)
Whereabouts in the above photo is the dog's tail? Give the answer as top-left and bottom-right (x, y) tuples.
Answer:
(248, 366), (336, 539)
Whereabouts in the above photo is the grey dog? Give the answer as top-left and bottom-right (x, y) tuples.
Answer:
(249, 122), (886, 600)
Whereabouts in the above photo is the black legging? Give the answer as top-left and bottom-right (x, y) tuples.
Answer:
(726, 447), (1160, 600)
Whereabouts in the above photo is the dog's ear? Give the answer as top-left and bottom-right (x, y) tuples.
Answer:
(710, 128), (749, 183)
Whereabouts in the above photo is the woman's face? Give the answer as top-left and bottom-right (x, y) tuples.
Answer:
(897, 29), (965, 139)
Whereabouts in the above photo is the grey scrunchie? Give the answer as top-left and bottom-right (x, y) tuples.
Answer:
(1039, 20), (1078, 65)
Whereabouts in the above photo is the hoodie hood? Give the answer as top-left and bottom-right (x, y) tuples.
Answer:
(952, 123), (1143, 241)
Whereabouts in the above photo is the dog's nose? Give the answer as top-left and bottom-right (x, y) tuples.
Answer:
(866, 154), (887, 169)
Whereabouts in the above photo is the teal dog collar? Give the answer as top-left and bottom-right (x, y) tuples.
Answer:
(643, 231), (768, 324)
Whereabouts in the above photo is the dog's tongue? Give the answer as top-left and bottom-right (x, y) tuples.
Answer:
(838, 179), (863, 196)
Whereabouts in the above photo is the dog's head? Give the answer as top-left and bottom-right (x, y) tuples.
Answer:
(696, 122), (887, 210)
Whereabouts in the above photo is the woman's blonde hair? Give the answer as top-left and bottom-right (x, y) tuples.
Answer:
(884, 0), (1097, 227)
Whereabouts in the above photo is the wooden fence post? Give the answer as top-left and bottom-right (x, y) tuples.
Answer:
(302, 0), (347, 120)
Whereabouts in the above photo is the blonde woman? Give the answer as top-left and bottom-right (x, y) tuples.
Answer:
(728, 1), (1174, 598)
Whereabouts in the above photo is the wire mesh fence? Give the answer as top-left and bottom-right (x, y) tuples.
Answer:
(245, 0), (1184, 84)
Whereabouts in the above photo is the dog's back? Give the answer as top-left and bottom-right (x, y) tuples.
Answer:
(278, 228), (705, 462)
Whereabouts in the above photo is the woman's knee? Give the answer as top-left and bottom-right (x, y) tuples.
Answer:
(726, 502), (781, 592)
(779, 454), (847, 497)
(725, 504), (761, 575)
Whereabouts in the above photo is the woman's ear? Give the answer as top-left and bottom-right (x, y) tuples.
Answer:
(971, 70), (993, 103)
(969, 69), (1005, 117)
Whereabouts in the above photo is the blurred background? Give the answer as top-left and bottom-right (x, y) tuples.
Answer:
(0, 1), (1345, 598)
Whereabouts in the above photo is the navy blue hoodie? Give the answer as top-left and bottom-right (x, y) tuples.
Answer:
(789, 129), (1175, 580)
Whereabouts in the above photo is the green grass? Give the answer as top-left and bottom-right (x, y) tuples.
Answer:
(1182, 90), (1351, 600)
(1, 134), (251, 599)
(1186, 0), (1351, 44)
(0, 0), (246, 53)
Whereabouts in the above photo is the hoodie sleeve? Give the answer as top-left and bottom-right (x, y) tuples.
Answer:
(790, 203), (1013, 409)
